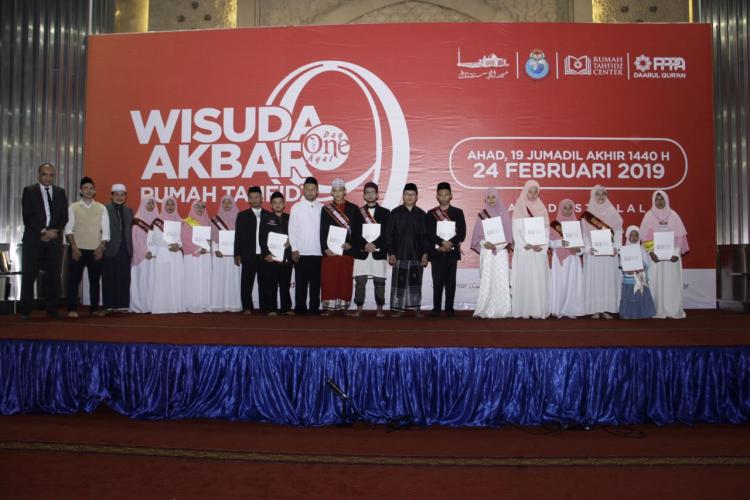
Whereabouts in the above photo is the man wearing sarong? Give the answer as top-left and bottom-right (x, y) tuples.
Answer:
(385, 183), (428, 317)
(319, 178), (362, 316)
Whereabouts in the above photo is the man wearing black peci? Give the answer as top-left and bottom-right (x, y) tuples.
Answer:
(19, 163), (69, 319)
(234, 186), (269, 315)
(425, 182), (466, 317)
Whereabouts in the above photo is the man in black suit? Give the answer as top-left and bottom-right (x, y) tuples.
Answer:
(234, 186), (269, 314)
(20, 163), (69, 319)
(102, 183), (134, 311)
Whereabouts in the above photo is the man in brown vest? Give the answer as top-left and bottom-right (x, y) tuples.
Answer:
(64, 177), (110, 318)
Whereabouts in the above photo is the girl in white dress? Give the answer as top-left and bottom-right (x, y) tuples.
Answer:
(129, 196), (158, 313)
(151, 197), (185, 314)
(471, 188), (512, 318)
(510, 180), (550, 319)
(181, 201), (212, 313)
(209, 195), (242, 312)
(639, 190), (689, 319)
(581, 185), (623, 319)
(548, 199), (585, 318)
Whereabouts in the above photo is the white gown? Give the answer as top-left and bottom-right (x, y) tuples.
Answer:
(210, 253), (242, 312)
(510, 219), (549, 319)
(129, 230), (155, 313)
(183, 252), (212, 313)
(582, 230), (622, 315)
(548, 242), (585, 318)
(151, 227), (185, 314)
(473, 243), (511, 318)
(649, 256), (686, 319)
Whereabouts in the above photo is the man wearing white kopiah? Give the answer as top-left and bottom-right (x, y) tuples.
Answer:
(639, 190), (689, 319)
(510, 180), (550, 319)
(351, 182), (390, 318)
(289, 177), (323, 315)
(129, 196), (158, 313)
(580, 185), (623, 319)
(102, 183), (133, 312)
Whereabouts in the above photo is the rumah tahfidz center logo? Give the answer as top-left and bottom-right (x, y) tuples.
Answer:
(130, 61), (410, 208)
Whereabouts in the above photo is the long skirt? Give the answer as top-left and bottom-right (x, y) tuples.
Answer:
(129, 259), (155, 313)
(473, 248), (511, 319)
(549, 255), (585, 318)
(152, 248), (185, 314)
(321, 255), (354, 311)
(510, 247), (549, 319)
(183, 253), (212, 313)
(390, 260), (423, 311)
(210, 254), (242, 312)
(619, 279), (657, 319)
(648, 258), (686, 319)
(583, 253), (621, 314)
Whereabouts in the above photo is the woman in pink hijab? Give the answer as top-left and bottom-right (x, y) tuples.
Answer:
(181, 200), (212, 313)
(548, 199), (585, 318)
(210, 195), (242, 312)
(639, 190), (689, 318)
(581, 185), (623, 319)
(151, 197), (185, 314)
(510, 180), (550, 319)
(471, 188), (513, 318)
(129, 196), (158, 313)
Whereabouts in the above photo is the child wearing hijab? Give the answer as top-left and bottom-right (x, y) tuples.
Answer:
(639, 190), (689, 319)
(510, 180), (550, 319)
(619, 225), (656, 319)
(182, 200), (212, 313)
(581, 185), (623, 319)
(471, 188), (513, 318)
(210, 195), (242, 312)
(151, 197), (185, 314)
(548, 199), (585, 318)
(129, 196), (158, 313)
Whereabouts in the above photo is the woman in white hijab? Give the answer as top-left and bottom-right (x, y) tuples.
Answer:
(639, 190), (689, 319)
(510, 180), (550, 319)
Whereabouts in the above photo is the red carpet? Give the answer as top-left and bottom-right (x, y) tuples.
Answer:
(1, 408), (749, 499)
(1, 309), (749, 348)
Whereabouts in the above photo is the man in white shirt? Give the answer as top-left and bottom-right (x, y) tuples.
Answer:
(64, 177), (110, 318)
(288, 177), (323, 315)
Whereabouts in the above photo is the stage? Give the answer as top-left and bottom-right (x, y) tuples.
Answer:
(1, 310), (749, 427)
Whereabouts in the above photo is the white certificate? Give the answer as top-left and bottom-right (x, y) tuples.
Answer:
(590, 229), (614, 256)
(327, 226), (347, 256)
(481, 217), (506, 245)
(436, 220), (456, 241)
(163, 220), (181, 245)
(620, 244), (644, 272)
(561, 220), (584, 248)
(267, 231), (288, 262)
(362, 223), (381, 243)
(218, 230), (235, 256)
(523, 217), (547, 246)
(191, 225), (211, 251)
(654, 231), (675, 261)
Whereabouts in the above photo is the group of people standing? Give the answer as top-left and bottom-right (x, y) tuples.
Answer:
(19, 163), (688, 320)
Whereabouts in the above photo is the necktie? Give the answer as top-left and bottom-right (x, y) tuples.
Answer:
(44, 187), (52, 225)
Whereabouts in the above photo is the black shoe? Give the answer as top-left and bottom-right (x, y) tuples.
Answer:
(446, 309), (455, 318)
(430, 310), (441, 317)
(47, 311), (60, 319)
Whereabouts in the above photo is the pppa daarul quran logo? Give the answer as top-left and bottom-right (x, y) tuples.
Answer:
(524, 49), (550, 79)
(131, 60), (410, 208)
(633, 54), (686, 79)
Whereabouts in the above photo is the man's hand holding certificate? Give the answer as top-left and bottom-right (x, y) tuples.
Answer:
(362, 223), (381, 244)
(327, 226), (347, 256)
(590, 229), (614, 256)
(436, 220), (456, 241)
(267, 232), (288, 262)
(481, 217), (506, 245)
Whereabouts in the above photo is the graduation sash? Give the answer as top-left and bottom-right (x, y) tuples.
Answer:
(432, 207), (452, 221)
(580, 211), (613, 233)
(324, 203), (351, 231)
(550, 220), (564, 238)
(133, 217), (152, 233)
(360, 205), (378, 223)
(210, 215), (229, 231)
(477, 209), (491, 220)
(183, 216), (203, 227)
(152, 218), (164, 231)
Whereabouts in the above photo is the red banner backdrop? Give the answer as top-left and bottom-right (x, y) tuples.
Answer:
(84, 22), (715, 308)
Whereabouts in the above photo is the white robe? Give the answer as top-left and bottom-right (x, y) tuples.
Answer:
(129, 230), (156, 313)
(649, 257), (686, 319)
(183, 252), (212, 313)
(151, 227), (185, 314)
(474, 244), (511, 318)
(210, 253), (242, 312)
(548, 243), (585, 318)
(582, 230), (622, 315)
(510, 219), (549, 319)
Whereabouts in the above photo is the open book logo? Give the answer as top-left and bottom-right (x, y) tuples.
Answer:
(564, 55), (591, 75)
